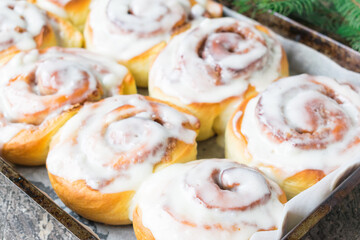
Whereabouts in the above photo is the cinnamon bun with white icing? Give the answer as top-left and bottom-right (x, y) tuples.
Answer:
(149, 17), (289, 141)
(225, 74), (360, 198)
(132, 159), (286, 240)
(47, 94), (200, 224)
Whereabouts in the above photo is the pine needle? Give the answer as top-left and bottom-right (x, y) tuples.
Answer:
(232, 0), (360, 52)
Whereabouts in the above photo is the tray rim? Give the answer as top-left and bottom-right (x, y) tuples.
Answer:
(0, 2), (359, 239)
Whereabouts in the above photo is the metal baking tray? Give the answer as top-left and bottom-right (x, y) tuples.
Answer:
(1, 1), (360, 239)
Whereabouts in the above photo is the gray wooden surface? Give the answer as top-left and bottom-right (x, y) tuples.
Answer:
(0, 173), (77, 240)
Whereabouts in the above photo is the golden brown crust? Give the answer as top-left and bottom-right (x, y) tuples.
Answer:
(133, 206), (155, 240)
(118, 72), (137, 95)
(63, 0), (91, 31)
(225, 92), (258, 163)
(123, 21), (194, 88)
(33, 24), (58, 49)
(3, 105), (80, 166)
(48, 172), (135, 225)
(46, 12), (84, 48)
(282, 169), (325, 199)
(121, 42), (167, 88)
(150, 87), (236, 141)
(150, 83), (259, 141)
(279, 47), (289, 77)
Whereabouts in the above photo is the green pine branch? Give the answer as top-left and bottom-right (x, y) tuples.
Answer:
(234, 0), (316, 15)
(232, 0), (360, 51)
(334, 0), (360, 29)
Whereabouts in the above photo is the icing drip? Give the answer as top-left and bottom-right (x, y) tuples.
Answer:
(0, 1), (48, 51)
(149, 17), (283, 104)
(35, 0), (71, 18)
(49, 0), (72, 6)
(47, 95), (198, 193)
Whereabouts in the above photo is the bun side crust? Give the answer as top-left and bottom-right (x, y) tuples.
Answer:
(133, 206), (156, 240)
(3, 106), (80, 166)
(48, 172), (135, 225)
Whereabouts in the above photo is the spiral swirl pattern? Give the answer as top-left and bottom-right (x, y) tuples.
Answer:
(47, 95), (199, 193)
(86, 0), (192, 61)
(106, 0), (187, 37)
(149, 17), (286, 104)
(132, 159), (285, 240)
(185, 161), (272, 211)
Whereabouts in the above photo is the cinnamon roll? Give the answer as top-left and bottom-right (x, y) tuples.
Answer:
(28, 0), (91, 31)
(225, 74), (360, 198)
(0, 47), (136, 166)
(47, 95), (200, 225)
(84, 0), (223, 87)
(149, 17), (289, 141)
(0, 0), (83, 60)
(132, 159), (286, 240)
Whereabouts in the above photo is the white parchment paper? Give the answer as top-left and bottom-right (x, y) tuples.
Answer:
(16, 8), (360, 240)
